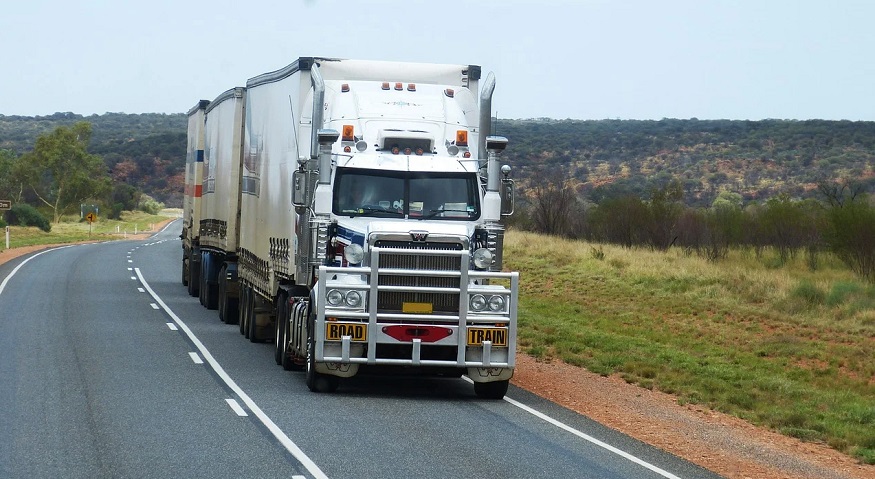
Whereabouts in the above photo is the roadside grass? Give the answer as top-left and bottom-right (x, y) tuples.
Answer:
(505, 230), (875, 464)
(1, 210), (177, 251)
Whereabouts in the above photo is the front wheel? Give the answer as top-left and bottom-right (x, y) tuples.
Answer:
(306, 326), (339, 393)
(473, 380), (509, 400)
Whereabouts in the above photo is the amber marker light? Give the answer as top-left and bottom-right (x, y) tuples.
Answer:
(342, 125), (354, 142)
(456, 130), (468, 147)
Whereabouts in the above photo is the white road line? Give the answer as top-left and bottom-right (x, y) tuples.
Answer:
(225, 398), (248, 417)
(138, 288), (145, 293)
(134, 268), (329, 479)
(0, 245), (76, 297)
(167, 323), (178, 331)
(189, 352), (204, 364)
(130, 276), (136, 280)
(464, 375), (683, 479)
(128, 267), (133, 271)
(150, 303), (160, 310)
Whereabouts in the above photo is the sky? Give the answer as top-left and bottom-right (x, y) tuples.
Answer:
(2, 0), (874, 121)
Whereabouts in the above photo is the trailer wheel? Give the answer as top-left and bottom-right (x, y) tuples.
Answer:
(187, 261), (199, 297)
(248, 295), (262, 343)
(239, 285), (249, 336)
(182, 254), (188, 286)
(217, 264), (227, 322)
(219, 265), (238, 325)
(473, 380), (509, 400)
(306, 322), (339, 393)
(274, 292), (288, 365)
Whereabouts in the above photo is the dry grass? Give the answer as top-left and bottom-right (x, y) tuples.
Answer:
(504, 230), (875, 463)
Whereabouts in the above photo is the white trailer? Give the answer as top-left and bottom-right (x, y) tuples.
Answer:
(181, 100), (208, 297)
(198, 87), (246, 321)
(190, 57), (518, 399)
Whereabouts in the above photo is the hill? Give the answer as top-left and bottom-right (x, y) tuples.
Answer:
(0, 112), (186, 206)
(3, 113), (875, 207)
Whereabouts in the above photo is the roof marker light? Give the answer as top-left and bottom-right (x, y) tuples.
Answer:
(394, 82), (403, 91)
(382, 82), (390, 90)
(456, 130), (468, 147)
(341, 83), (350, 92)
(444, 88), (455, 98)
(408, 83), (416, 91)
(342, 125), (354, 142)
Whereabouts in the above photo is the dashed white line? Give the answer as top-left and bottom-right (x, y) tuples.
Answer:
(130, 276), (136, 280)
(134, 268), (328, 479)
(226, 398), (248, 417)
(189, 352), (204, 364)
(150, 303), (160, 310)
(138, 288), (145, 293)
(167, 323), (178, 331)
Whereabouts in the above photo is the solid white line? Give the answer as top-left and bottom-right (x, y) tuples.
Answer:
(226, 398), (248, 417)
(134, 268), (329, 479)
(506, 396), (683, 479)
(0, 245), (76, 297)
(150, 303), (160, 310)
(189, 352), (204, 364)
(167, 323), (178, 331)
(463, 377), (682, 479)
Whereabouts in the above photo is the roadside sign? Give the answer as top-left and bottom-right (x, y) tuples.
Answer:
(0, 200), (10, 210)
(85, 212), (97, 223)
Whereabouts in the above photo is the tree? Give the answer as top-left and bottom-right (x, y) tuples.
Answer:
(529, 169), (577, 236)
(0, 149), (21, 201)
(15, 122), (111, 223)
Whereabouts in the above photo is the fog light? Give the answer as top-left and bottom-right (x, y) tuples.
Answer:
(488, 295), (505, 312)
(327, 289), (343, 306)
(470, 294), (487, 312)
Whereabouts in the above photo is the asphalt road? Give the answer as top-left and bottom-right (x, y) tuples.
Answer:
(0, 221), (724, 479)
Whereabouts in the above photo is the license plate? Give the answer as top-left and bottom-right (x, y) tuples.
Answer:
(403, 302), (433, 314)
(325, 322), (367, 342)
(466, 327), (508, 347)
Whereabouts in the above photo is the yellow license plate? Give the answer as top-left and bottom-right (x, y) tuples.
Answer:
(403, 302), (433, 314)
(325, 322), (367, 342)
(466, 327), (508, 347)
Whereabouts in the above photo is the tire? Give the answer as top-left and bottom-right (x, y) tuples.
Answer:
(182, 255), (188, 286)
(217, 264), (227, 322)
(187, 259), (199, 297)
(219, 266), (239, 325)
(306, 320), (339, 393)
(239, 286), (249, 336)
(248, 293), (262, 343)
(274, 293), (288, 365)
(473, 380), (509, 400)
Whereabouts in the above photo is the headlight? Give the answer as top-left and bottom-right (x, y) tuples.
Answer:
(472, 248), (493, 269)
(488, 295), (506, 312)
(345, 290), (362, 308)
(470, 294), (487, 312)
(327, 289), (344, 306)
(344, 243), (364, 265)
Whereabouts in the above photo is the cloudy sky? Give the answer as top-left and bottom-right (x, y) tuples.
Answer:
(2, 0), (873, 120)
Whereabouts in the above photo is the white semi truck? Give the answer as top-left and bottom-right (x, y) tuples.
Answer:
(182, 57), (518, 399)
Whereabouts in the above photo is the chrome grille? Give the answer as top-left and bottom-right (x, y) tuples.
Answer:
(374, 240), (462, 313)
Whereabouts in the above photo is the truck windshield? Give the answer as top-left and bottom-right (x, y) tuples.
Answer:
(333, 168), (480, 220)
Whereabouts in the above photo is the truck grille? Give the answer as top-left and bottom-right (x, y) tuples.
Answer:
(374, 240), (463, 314)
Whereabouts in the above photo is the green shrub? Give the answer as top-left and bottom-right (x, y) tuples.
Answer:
(6, 204), (51, 232)
(791, 281), (825, 306)
(138, 194), (164, 215)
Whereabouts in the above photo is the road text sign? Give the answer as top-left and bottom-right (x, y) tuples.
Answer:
(0, 200), (11, 210)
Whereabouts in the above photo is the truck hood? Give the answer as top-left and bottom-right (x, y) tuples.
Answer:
(334, 218), (474, 246)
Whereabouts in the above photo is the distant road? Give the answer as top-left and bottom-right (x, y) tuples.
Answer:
(0, 220), (721, 479)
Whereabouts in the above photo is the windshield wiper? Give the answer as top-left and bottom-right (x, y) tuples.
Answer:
(419, 208), (470, 220)
(346, 206), (403, 218)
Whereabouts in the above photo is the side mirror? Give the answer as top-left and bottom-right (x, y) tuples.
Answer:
(292, 170), (306, 207)
(500, 178), (515, 216)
